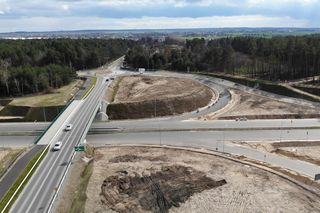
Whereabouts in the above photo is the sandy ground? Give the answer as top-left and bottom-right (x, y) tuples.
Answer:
(112, 76), (214, 103)
(279, 146), (320, 164)
(199, 89), (319, 120)
(84, 146), (320, 213)
(231, 140), (320, 167)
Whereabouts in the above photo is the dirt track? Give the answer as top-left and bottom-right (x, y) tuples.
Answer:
(85, 146), (320, 213)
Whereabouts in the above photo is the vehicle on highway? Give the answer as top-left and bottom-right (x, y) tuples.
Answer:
(106, 78), (110, 82)
(65, 124), (73, 131)
(53, 141), (62, 151)
(110, 77), (115, 80)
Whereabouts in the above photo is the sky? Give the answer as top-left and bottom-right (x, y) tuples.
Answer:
(0, 0), (319, 32)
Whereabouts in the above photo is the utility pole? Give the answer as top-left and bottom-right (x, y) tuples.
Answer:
(279, 120), (283, 143)
(154, 98), (156, 118)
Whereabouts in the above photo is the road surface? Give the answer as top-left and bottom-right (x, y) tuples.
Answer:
(9, 77), (108, 213)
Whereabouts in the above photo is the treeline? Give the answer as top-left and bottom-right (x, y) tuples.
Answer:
(125, 35), (320, 81)
(0, 39), (133, 97)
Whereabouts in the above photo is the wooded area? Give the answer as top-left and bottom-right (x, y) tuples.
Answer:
(0, 39), (133, 97)
(125, 35), (320, 82)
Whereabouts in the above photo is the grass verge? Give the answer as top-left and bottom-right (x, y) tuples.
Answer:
(69, 162), (93, 213)
(10, 80), (84, 107)
(199, 72), (320, 103)
(82, 77), (97, 100)
(110, 76), (124, 103)
(0, 146), (48, 212)
(69, 145), (94, 213)
(0, 149), (25, 179)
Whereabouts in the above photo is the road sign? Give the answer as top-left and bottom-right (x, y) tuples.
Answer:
(74, 145), (85, 152)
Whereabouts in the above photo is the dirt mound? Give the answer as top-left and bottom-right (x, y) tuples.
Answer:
(100, 165), (226, 213)
(106, 76), (213, 119)
(85, 147), (320, 213)
(109, 154), (167, 163)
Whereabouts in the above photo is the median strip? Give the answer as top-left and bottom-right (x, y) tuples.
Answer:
(88, 126), (320, 134)
(82, 77), (97, 100)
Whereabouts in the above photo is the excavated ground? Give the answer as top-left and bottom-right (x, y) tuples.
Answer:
(84, 146), (320, 213)
(198, 89), (320, 120)
(106, 76), (214, 119)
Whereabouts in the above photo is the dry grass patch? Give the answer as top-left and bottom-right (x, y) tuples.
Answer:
(10, 80), (84, 107)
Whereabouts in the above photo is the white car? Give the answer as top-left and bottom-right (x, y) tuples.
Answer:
(53, 141), (62, 151)
(65, 124), (73, 131)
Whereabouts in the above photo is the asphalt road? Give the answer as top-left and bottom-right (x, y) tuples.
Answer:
(88, 129), (320, 178)
(9, 77), (108, 213)
(0, 145), (45, 201)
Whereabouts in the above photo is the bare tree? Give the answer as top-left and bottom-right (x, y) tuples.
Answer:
(0, 59), (11, 95)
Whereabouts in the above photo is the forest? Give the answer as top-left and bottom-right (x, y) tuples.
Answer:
(0, 39), (133, 97)
(124, 35), (320, 82)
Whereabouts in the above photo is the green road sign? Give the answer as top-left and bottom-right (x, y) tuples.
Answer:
(74, 145), (85, 152)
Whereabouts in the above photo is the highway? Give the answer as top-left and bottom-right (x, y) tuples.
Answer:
(1, 58), (320, 212)
(2, 119), (320, 147)
(9, 77), (108, 213)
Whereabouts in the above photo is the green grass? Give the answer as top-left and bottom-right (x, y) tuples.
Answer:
(69, 145), (94, 213)
(82, 77), (97, 99)
(10, 80), (83, 107)
(293, 85), (320, 97)
(110, 76), (124, 103)
(69, 161), (93, 213)
(200, 72), (320, 103)
(0, 147), (48, 212)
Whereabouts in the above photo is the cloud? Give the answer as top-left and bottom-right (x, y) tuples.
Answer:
(0, 0), (319, 31)
(61, 4), (70, 11)
(0, 15), (309, 32)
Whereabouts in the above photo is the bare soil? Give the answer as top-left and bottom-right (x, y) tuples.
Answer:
(232, 141), (320, 167)
(113, 76), (212, 103)
(85, 146), (320, 213)
(106, 76), (213, 119)
(199, 89), (320, 120)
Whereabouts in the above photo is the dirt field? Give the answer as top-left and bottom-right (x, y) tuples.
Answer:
(199, 89), (320, 120)
(82, 146), (320, 213)
(112, 76), (213, 103)
(10, 79), (84, 107)
(106, 76), (214, 119)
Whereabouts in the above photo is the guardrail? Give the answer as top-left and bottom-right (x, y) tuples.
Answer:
(33, 99), (74, 144)
(47, 84), (101, 212)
